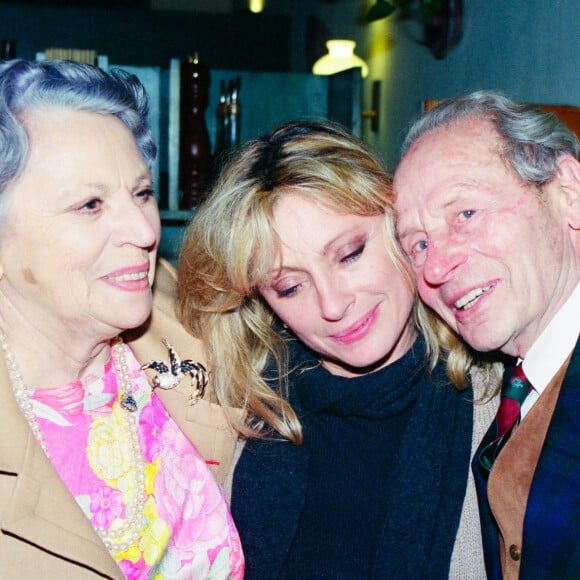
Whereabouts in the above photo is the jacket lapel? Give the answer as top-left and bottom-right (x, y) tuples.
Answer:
(0, 356), (123, 579)
(127, 257), (242, 486)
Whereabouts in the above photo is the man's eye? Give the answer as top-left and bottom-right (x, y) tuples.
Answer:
(459, 209), (476, 221)
(413, 240), (428, 253)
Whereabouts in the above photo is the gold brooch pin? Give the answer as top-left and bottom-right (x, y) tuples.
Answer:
(141, 339), (208, 405)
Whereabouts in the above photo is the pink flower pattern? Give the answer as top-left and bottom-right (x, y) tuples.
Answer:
(30, 343), (244, 579)
(90, 486), (125, 528)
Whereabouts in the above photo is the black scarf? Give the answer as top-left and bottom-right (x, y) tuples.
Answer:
(288, 336), (474, 579)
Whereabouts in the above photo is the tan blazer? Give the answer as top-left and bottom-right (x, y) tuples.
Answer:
(0, 259), (240, 578)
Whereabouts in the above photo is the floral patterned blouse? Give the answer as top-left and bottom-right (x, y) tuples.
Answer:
(28, 342), (244, 579)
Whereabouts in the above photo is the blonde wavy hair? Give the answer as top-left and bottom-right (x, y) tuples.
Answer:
(178, 120), (477, 445)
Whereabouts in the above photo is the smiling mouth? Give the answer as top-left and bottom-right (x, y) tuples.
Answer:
(110, 271), (149, 282)
(331, 306), (378, 344)
(454, 285), (491, 310)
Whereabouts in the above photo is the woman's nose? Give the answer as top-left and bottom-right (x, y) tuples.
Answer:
(316, 278), (354, 322)
(114, 197), (160, 250)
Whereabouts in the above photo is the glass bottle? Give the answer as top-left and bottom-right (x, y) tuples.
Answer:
(179, 52), (211, 209)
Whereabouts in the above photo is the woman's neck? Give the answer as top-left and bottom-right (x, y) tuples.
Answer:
(0, 313), (114, 388)
(321, 323), (418, 378)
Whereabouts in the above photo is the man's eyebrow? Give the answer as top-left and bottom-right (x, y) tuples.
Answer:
(396, 224), (417, 241)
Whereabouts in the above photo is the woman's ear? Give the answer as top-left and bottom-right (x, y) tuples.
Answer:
(557, 154), (580, 229)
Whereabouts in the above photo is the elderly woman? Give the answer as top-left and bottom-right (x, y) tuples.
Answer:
(0, 60), (244, 579)
(178, 120), (500, 579)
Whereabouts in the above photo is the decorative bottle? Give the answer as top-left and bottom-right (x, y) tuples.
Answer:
(179, 52), (211, 209)
(228, 76), (242, 147)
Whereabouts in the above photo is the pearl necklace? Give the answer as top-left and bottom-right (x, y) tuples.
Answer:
(0, 333), (148, 553)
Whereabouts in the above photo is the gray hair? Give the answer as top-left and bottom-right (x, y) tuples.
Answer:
(401, 90), (579, 185)
(0, 59), (156, 200)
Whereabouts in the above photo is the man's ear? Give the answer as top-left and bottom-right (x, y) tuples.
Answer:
(557, 154), (580, 230)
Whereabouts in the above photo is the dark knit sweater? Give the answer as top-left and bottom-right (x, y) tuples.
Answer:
(284, 341), (419, 578)
(232, 336), (474, 580)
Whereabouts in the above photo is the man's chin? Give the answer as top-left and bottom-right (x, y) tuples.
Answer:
(458, 327), (505, 353)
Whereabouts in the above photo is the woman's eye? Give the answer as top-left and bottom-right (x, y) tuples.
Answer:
(340, 243), (365, 264)
(269, 276), (304, 298)
(79, 197), (102, 212)
(276, 285), (299, 298)
(136, 188), (156, 201)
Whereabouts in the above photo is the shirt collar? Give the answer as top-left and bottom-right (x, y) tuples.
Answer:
(523, 282), (580, 395)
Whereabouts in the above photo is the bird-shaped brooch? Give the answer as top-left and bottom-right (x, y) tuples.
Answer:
(141, 339), (208, 405)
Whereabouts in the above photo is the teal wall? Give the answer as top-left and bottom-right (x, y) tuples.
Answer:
(297, 0), (580, 169)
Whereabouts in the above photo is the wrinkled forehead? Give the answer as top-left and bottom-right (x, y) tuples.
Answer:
(394, 118), (500, 203)
(392, 136), (443, 224)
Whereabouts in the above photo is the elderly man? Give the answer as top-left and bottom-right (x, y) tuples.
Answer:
(393, 91), (580, 579)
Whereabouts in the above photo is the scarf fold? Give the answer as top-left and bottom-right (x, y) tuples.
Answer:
(295, 337), (425, 419)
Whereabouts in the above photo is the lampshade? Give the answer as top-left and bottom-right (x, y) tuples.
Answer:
(248, 0), (265, 13)
(312, 39), (369, 78)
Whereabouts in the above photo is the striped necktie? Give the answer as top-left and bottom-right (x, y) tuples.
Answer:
(478, 364), (533, 475)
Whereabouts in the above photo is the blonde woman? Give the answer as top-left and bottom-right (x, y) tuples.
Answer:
(178, 120), (500, 579)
